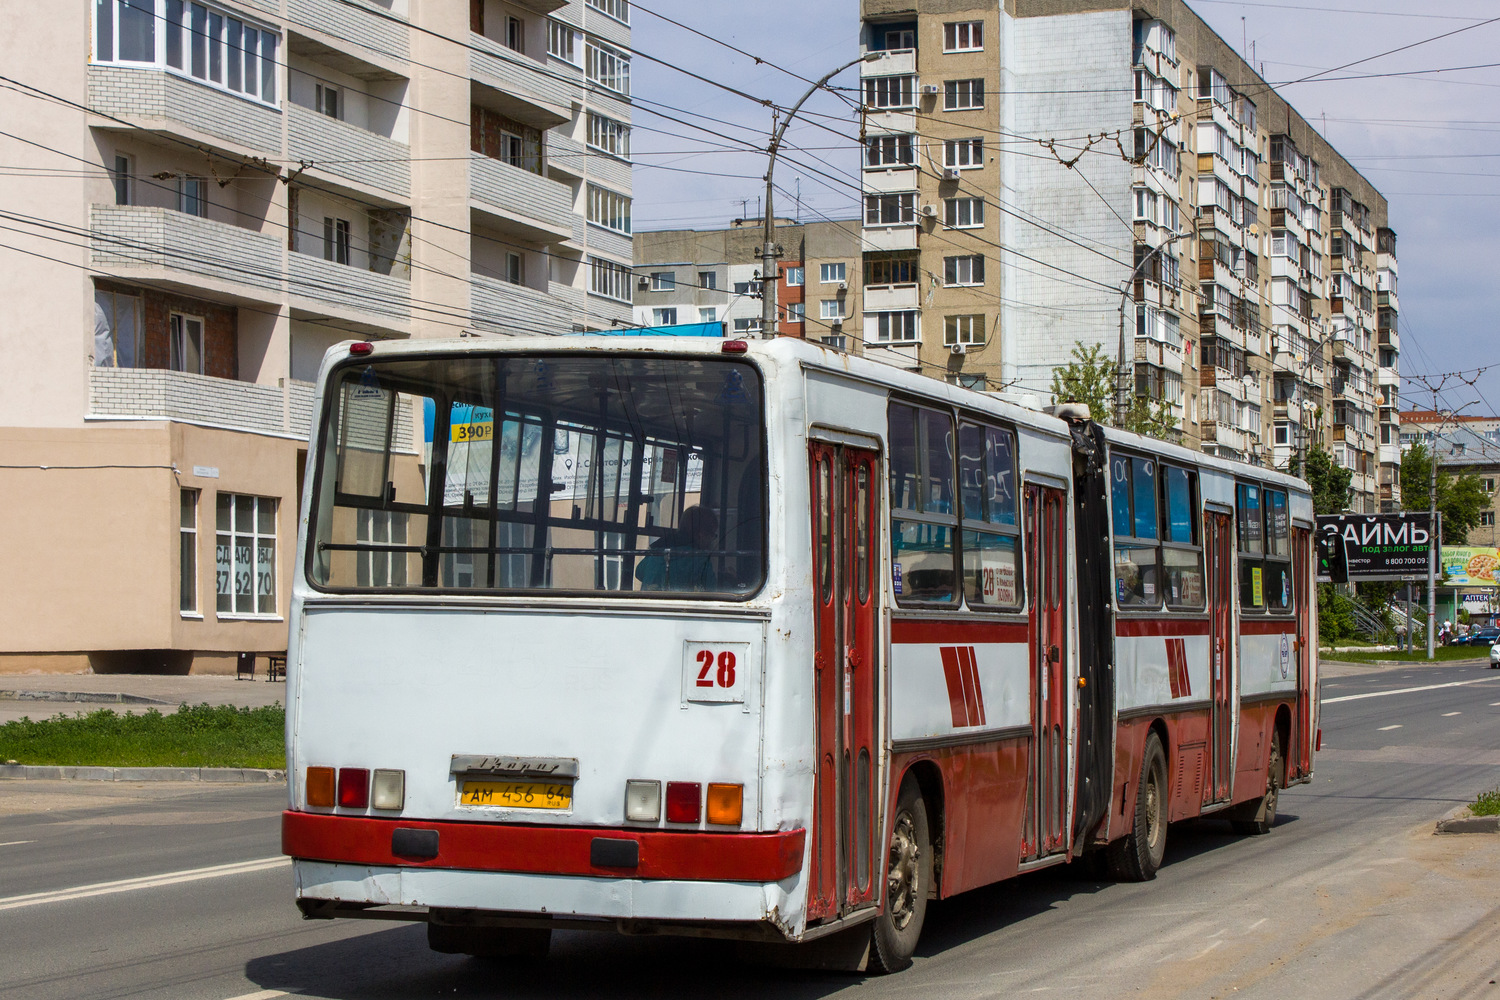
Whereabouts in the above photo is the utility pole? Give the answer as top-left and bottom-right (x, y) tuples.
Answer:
(761, 53), (879, 340)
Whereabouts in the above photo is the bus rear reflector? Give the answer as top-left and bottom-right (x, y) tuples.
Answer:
(625, 780), (661, 822)
(706, 784), (743, 827)
(307, 767), (335, 808)
(372, 769), (405, 811)
(338, 768), (370, 809)
(665, 782), (701, 824)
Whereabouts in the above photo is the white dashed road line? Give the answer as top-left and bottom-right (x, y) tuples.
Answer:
(1442, 711), (1462, 717)
(0, 856), (290, 912)
(1378, 724), (1402, 731)
(0, 840), (35, 848)
(1322, 677), (1500, 704)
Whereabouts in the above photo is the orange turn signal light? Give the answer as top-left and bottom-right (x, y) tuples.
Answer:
(706, 783), (743, 826)
(307, 766), (336, 807)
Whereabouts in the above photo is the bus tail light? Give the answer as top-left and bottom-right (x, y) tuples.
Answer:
(625, 780), (661, 822)
(372, 769), (405, 811)
(665, 782), (701, 824)
(306, 766), (335, 807)
(338, 768), (370, 809)
(706, 783), (743, 826)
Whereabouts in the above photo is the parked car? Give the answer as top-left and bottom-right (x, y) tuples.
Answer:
(1460, 626), (1500, 647)
(1491, 641), (1500, 669)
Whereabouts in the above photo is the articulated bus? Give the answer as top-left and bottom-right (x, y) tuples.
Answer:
(282, 336), (1316, 972)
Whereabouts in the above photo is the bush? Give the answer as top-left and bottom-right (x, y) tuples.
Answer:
(1319, 585), (1358, 645)
(1472, 787), (1500, 817)
(0, 703), (285, 768)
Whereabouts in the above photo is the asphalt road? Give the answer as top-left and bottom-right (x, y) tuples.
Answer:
(3, 660), (1499, 1000)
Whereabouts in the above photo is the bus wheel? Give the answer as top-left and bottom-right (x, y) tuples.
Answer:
(1107, 732), (1167, 882)
(870, 776), (930, 974)
(1231, 730), (1282, 836)
(426, 923), (551, 961)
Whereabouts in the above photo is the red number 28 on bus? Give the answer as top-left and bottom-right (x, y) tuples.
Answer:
(683, 642), (750, 704)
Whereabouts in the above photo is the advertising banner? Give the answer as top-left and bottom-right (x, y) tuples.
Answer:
(1439, 546), (1500, 588)
(1316, 512), (1433, 582)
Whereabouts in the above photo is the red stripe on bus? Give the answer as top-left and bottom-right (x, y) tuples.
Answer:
(893, 620), (1029, 644)
(1115, 619), (1213, 637)
(1239, 619), (1297, 635)
(963, 646), (987, 727)
(939, 646), (970, 727)
(282, 812), (805, 883)
(1165, 637), (1190, 699)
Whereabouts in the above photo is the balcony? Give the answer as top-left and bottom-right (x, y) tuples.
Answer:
(289, 252), (411, 330)
(863, 167), (919, 194)
(287, 0), (409, 61)
(470, 274), (582, 337)
(89, 368), (317, 440)
(861, 49), (915, 76)
(863, 283), (919, 311)
(470, 37), (573, 130)
(87, 66), (281, 158)
(287, 105), (411, 198)
(90, 205), (282, 298)
(547, 131), (588, 181)
(470, 156), (574, 243)
(861, 225), (918, 253)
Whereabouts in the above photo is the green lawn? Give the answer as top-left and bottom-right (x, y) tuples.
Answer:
(0, 704), (285, 768)
(1320, 645), (1491, 665)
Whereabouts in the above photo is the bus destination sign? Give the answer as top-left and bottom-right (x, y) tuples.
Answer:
(1316, 512), (1433, 583)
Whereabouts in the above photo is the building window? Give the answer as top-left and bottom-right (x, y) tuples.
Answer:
(94, 289), (143, 368)
(547, 19), (577, 63)
(323, 217), (351, 264)
(950, 373), (986, 391)
(698, 307), (717, 323)
(180, 489), (198, 613)
(943, 78), (984, 111)
(866, 256), (917, 285)
(1482, 477), (1495, 493)
(733, 280), (762, 296)
(506, 252), (524, 285)
(697, 270), (717, 290)
(944, 138), (983, 169)
(587, 183), (632, 234)
(505, 15), (524, 53)
(357, 510), (407, 588)
(820, 299), (844, 320)
(943, 21), (983, 52)
(785, 266), (804, 286)
(785, 302), (804, 323)
(179, 176), (208, 218)
(586, 40), (631, 95)
(106, 153), (132, 206)
(863, 75), (916, 110)
(649, 271), (675, 291)
(653, 308), (678, 325)
(585, 0), (629, 23)
(586, 113), (630, 158)
(865, 133), (915, 168)
(820, 262), (846, 284)
(94, 0), (279, 106)
(732, 317), (762, 334)
(1481, 511), (1496, 527)
(169, 313), (204, 374)
(868, 310), (918, 344)
(216, 493), (277, 616)
(589, 256), (632, 301)
(314, 82), (340, 119)
(944, 314), (985, 346)
(944, 254), (984, 286)
(865, 192), (916, 226)
(944, 196), (984, 228)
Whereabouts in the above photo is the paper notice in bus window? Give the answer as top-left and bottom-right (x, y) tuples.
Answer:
(1252, 566), (1264, 607)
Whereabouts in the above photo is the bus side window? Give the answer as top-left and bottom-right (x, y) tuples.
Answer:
(1262, 489), (1292, 612)
(1111, 454), (1161, 609)
(1160, 465), (1205, 609)
(1237, 482), (1265, 611)
(889, 402), (956, 605)
(959, 422), (1022, 610)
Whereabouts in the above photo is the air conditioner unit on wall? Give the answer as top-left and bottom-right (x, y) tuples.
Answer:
(950, 343), (967, 355)
(920, 84), (940, 95)
(838, 281), (848, 291)
(920, 204), (938, 218)
(942, 168), (960, 180)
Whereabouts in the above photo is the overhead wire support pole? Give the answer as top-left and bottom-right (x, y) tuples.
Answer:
(1116, 229), (1190, 426)
(762, 52), (879, 340)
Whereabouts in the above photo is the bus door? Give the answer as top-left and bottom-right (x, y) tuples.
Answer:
(1205, 508), (1235, 804)
(1290, 526), (1312, 779)
(1022, 483), (1069, 860)
(808, 442), (881, 921)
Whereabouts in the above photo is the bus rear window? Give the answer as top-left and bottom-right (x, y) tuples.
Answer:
(308, 354), (765, 598)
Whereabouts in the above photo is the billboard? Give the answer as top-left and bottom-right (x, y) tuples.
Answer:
(1439, 546), (1500, 588)
(1316, 512), (1433, 582)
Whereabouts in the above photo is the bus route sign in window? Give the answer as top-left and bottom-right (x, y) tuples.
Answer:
(309, 354), (765, 599)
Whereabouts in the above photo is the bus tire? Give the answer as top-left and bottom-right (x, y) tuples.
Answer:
(1231, 730), (1282, 836)
(869, 776), (930, 974)
(426, 923), (551, 961)
(1107, 732), (1167, 882)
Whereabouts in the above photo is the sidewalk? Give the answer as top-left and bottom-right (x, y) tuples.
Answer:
(0, 673), (285, 726)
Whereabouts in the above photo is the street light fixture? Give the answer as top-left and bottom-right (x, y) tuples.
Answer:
(760, 52), (881, 340)
(1116, 230), (1191, 426)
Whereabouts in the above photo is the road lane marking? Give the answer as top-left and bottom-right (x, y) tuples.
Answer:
(0, 840), (35, 847)
(1443, 711), (1462, 717)
(0, 856), (290, 912)
(1378, 724), (1402, 731)
(1322, 677), (1500, 704)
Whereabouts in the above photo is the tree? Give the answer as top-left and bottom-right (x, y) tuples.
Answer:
(1288, 446), (1353, 516)
(1400, 442), (1489, 544)
(1049, 341), (1179, 439)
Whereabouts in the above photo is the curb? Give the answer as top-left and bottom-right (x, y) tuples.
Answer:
(0, 690), (171, 706)
(0, 764), (286, 783)
(1435, 805), (1500, 835)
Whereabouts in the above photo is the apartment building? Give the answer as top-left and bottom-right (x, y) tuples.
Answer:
(634, 218), (864, 348)
(0, 0), (633, 673)
(856, 0), (1396, 508)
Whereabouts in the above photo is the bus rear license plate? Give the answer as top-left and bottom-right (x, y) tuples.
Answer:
(459, 780), (572, 810)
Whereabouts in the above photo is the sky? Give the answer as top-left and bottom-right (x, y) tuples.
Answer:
(625, 0), (1500, 417)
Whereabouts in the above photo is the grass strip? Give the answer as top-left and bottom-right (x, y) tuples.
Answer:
(0, 703), (285, 769)
(1472, 787), (1500, 817)
(1320, 646), (1488, 664)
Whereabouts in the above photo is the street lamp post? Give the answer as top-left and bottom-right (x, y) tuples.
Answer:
(1116, 230), (1190, 426)
(760, 53), (879, 340)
